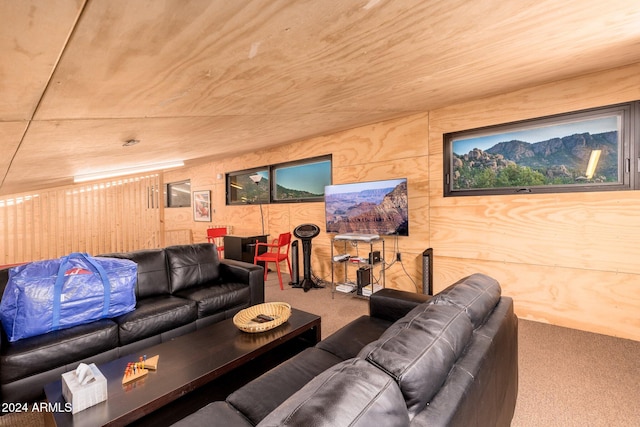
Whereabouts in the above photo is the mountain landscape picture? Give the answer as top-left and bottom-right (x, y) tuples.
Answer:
(325, 179), (409, 236)
(451, 115), (620, 190)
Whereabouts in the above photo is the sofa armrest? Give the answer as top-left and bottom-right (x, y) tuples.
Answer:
(369, 288), (432, 322)
(218, 259), (265, 305)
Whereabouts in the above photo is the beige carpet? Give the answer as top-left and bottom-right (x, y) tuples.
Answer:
(263, 274), (369, 340)
(264, 272), (640, 427)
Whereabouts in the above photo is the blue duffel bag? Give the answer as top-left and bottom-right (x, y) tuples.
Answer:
(0, 252), (137, 342)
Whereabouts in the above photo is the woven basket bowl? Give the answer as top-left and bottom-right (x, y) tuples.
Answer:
(233, 302), (292, 333)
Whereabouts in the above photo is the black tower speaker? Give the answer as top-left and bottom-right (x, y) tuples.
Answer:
(422, 248), (433, 295)
(289, 240), (300, 286)
(292, 224), (322, 292)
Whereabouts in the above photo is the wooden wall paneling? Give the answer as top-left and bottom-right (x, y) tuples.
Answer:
(123, 181), (132, 250)
(384, 251), (424, 293)
(122, 180), (130, 251)
(133, 180), (141, 250)
(427, 64), (640, 341)
(428, 64), (640, 146)
(26, 195), (35, 261)
(6, 198), (16, 263)
(147, 176), (159, 248)
(158, 173), (166, 248)
(61, 189), (69, 253)
(80, 188), (88, 253)
(434, 256), (640, 341)
(67, 189), (74, 252)
(1, 201), (6, 263)
(288, 202), (325, 235)
(1, 199), (6, 263)
(80, 188), (88, 251)
(1, 199), (9, 263)
(430, 192), (640, 274)
(13, 196), (23, 262)
(31, 195), (40, 260)
(39, 193), (49, 260)
(1, 174), (163, 263)
(98, 184), (106, 253)
(4, 198), (12, 263)
(106, 184), (116, 252)
(62, 188), (70, 254)
(330, 114), (429, 167)
(266, 205), (291, 238)
(49, 192), (57, 259)
(332, 156), (426, 187)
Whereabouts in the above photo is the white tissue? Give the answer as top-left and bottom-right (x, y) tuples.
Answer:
(75, 363), (95, 385)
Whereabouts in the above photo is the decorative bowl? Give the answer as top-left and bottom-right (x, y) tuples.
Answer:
(233, 302), (292, 333)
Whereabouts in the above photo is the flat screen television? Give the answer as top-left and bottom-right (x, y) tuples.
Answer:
(324, 178), (409, 236)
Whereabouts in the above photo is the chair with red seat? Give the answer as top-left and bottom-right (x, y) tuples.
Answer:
(253, 232), (292, 290)
(206, 227), (227, 259)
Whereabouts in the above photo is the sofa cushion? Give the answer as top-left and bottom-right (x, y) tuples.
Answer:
(315, 315), (392, 361)
(358, 303), (473, 419)
(227, 347), (343, 425)
(174, 282), (250, 319)
(165, 244), (220, 293)
(114, 295), (197, 345)
(99, 249), (170, 299)
(430, 273), (501, 328)
(172, 402), (253, 427)
(1, 319), (118, 383)
(257, 358), (409, 427)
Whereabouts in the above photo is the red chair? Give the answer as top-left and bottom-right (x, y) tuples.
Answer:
(254, 232), (292, 290)
(206, 227), (227, 259)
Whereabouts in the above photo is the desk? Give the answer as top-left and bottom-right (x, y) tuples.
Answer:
(224, 235), (268, 264)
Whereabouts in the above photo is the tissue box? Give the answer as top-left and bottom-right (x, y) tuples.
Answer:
(61, 363), (108, 414)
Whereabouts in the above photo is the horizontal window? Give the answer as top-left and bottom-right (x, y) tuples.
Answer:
(272, 156), (332, 203)
(444, 101), (639, 196)
(226, 155), (332, 205)
(226, 168), (269, 205)
(166, 180), (191, 207)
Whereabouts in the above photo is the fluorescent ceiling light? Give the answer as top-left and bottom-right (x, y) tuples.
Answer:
(74, 161), (184, 183)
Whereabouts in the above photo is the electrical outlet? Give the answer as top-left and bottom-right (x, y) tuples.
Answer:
(396, 252), (402, 262)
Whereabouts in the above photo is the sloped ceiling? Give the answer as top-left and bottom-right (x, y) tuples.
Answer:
(2, 0), (640, 195)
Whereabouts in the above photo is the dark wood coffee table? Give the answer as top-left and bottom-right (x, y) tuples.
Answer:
(44, 308), (321, 427)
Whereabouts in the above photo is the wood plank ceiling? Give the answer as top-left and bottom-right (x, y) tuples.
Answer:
(1, 0), (639, 195)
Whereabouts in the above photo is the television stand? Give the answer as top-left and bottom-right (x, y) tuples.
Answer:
(330, 235), (385, 299)
(333, 233), (380, 242)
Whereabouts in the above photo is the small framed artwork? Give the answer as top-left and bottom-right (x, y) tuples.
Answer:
(193, 190), (211, 222)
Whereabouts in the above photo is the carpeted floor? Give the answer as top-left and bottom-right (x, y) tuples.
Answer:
(264, 273), (640, 427)
(2, 272), (638, 426)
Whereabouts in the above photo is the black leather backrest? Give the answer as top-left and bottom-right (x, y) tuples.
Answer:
(430, 273), (501, 329)
(165, 243), (220, 293)
(98, 249), (170, 299)
(358, 303), (473, 419)
(258, 358), (410, 427)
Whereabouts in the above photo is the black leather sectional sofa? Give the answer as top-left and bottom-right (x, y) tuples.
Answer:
(173, 273), (518, 427)
(0, 243), (264, 403)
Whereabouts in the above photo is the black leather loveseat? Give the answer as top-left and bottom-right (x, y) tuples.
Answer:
(173, 273), (518, 427)
(0, 243), (264, 403)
